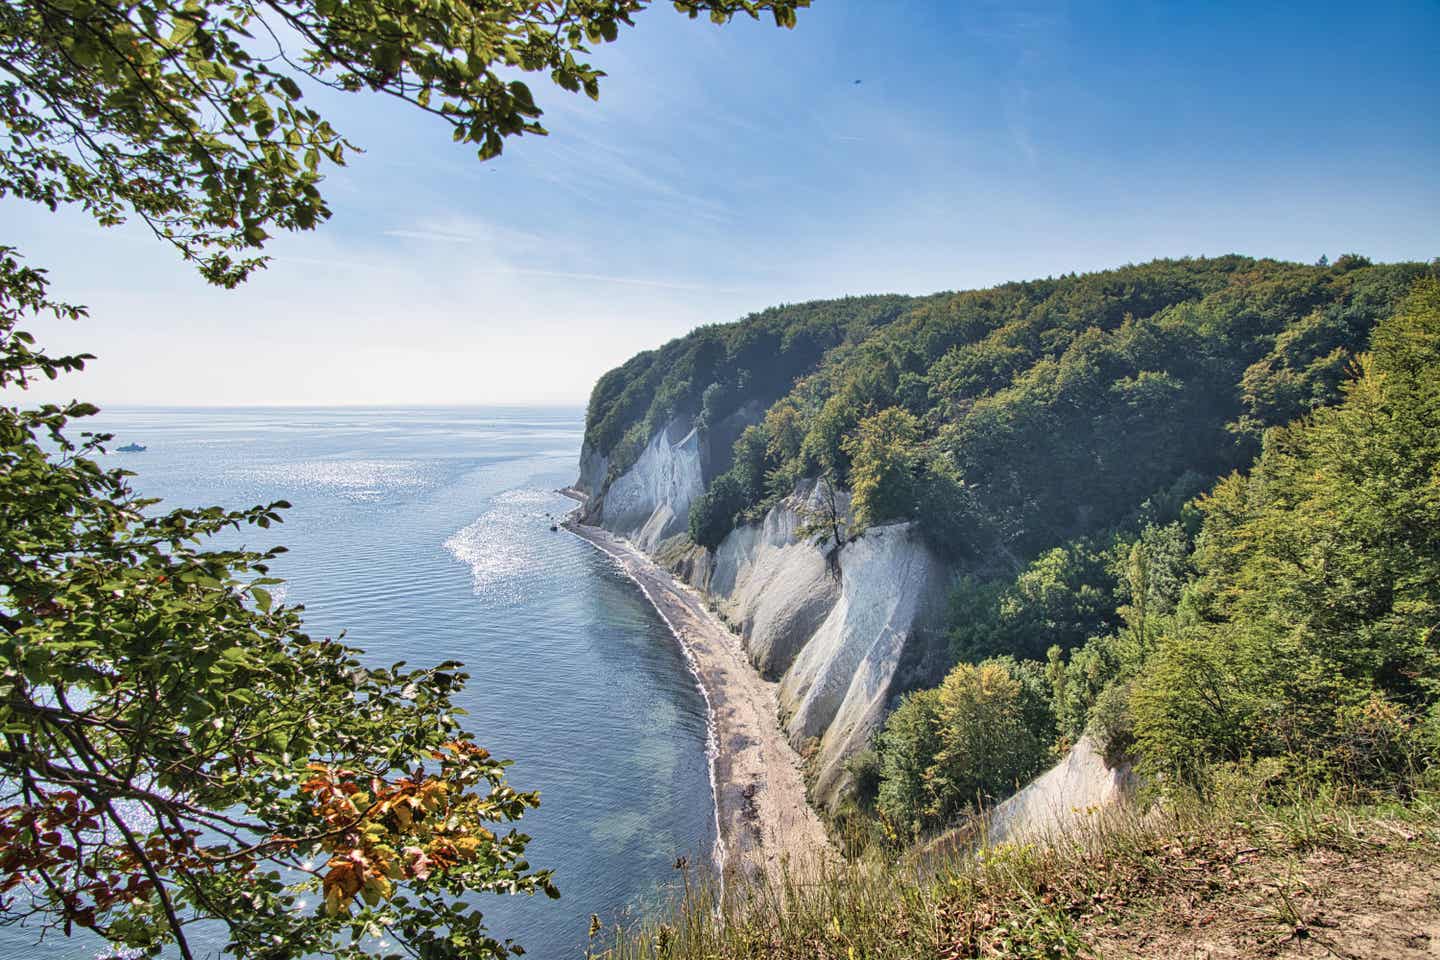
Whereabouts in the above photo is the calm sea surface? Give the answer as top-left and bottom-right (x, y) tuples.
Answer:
(4, 406), (715, 960)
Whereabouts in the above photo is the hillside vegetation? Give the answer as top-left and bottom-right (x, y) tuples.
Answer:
(589, 257), (1428, 555)
(858, 276), (1440, 840)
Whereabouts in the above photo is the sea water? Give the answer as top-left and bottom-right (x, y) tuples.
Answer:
(2, 406), (714, 960)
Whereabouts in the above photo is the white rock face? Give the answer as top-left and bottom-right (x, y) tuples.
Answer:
(704, 481), (948, 808)
(781, 522), (948, 805)
(708, 481), (844, 678)
(985, 735), (1136, 845)
(575, 441), (608, 497)
(594, 417), (705, 553)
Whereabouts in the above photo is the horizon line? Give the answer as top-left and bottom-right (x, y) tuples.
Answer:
(74, 401), (591, 410)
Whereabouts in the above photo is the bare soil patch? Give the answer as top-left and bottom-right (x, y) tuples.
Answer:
(1090, 829), (1440, 959)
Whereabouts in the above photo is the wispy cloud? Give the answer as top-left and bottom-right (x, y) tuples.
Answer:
(381, 217), (549, 255)
(534, 127), (738, 226)
(964, 5), (1063, 168)
(338, 217), (746, 293)
(483, 266), (746, 293)
(1005, 76), (1039, 166)
(279, 253), (404, 274)
(382, 228), (480, 245)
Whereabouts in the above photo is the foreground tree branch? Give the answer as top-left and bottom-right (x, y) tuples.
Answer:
(0, 0), (809, 285)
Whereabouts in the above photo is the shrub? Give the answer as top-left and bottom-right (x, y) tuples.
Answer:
(1088, 680), (1136, 765)
(928, 661), (1051, 821)
(950, 542), (1116, 664)
(843, 406), (923, 532)
(1130, 281), (1440, 788)
(875, 688), (943, 837)
(688, 473), (748, 550)
(875, 659), (1053, 836)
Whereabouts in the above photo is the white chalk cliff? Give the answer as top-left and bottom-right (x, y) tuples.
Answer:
(583, 417), (705, 553)
(986, 735), (1136, 844)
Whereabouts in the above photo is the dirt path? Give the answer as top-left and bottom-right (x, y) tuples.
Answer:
(1094, 845), (1440, 959)
(561, 515), (833, 888)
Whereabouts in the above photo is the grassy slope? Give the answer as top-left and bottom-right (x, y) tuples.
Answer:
(599, 782), (1439, 959)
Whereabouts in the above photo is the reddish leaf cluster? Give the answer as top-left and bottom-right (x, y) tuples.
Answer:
(301, 742), (498, 916)
(0, 792), (201, 933)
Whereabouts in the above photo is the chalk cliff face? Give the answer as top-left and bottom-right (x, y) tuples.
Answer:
(699, 482), (948, 809)
(916, 735), (1136, 866)
(583, 417), (705, 553)
(986, 735), (1136, 844)
(579, 427), (949, 810)
(575, 441), (608, 499)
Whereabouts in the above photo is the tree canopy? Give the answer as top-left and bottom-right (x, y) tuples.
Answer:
(863, 276), (1440, 837)
(585, 256), (1429, 561)
(874, 658), (1051, 836)
(1130, 279), (1440, 784)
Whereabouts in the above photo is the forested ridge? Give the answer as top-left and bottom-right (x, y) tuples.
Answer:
(584, 294), (922, 475)
(586, 256), (1427, 555)
(583, 255), (1440, 842)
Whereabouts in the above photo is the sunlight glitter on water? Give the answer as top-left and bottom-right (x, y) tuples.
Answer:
(229, 458), (437, 502)
(443, 488), (560, 602)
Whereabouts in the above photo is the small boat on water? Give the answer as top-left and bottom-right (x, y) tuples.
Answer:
(117, 442), (147, 453)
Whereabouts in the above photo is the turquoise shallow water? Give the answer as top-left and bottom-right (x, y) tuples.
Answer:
(2, 406), (715, 960)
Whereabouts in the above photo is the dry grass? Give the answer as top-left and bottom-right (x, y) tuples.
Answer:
(596, 782), (1440, 960)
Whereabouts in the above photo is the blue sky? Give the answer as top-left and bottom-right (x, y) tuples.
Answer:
(12, 0), (1440, 406)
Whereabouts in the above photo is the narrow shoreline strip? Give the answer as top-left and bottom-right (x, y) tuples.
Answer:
(557, 494), (831, 887)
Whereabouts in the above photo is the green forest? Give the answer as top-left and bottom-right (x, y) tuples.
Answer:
(584, 257), (1440, 841)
